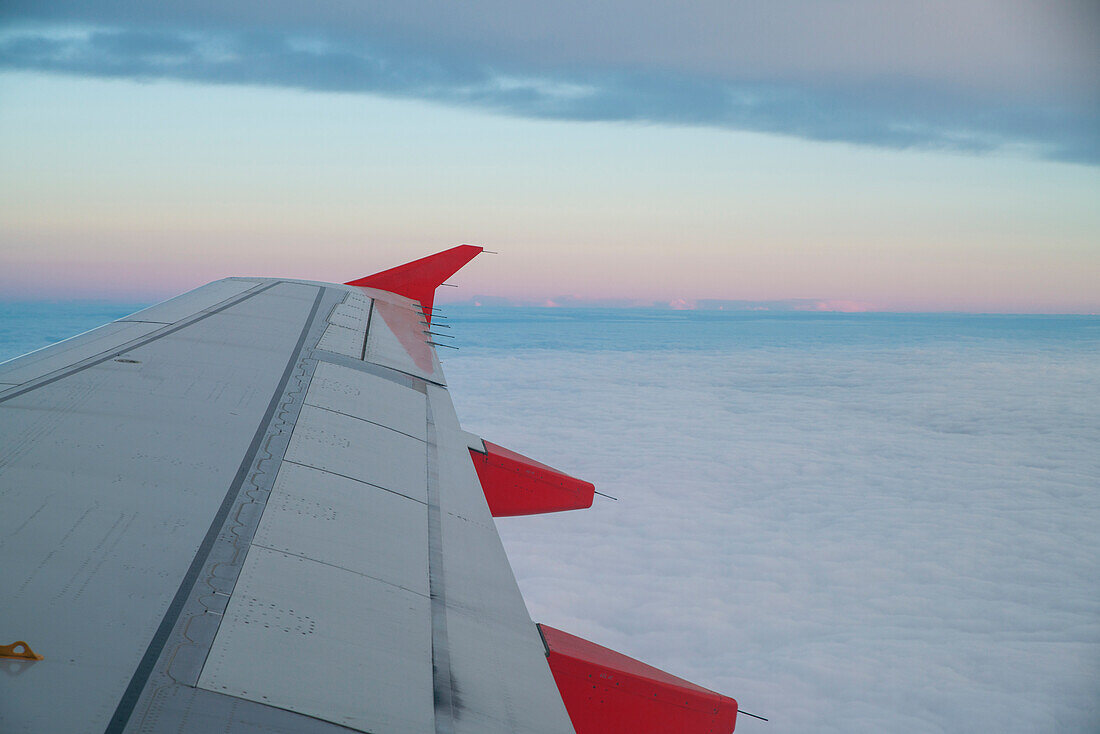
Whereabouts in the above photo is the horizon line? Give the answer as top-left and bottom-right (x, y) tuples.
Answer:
(2, 296), (1097, 317)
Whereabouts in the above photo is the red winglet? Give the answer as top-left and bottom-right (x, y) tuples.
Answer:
(538, 624), (739, 734)
(345, 245), (483, 323)
(470, 441), (595, 517)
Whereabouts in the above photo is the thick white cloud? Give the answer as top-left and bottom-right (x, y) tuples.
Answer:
(443, 312), (1100, 732)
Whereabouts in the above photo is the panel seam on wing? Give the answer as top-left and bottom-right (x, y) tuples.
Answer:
(279, 459), (430, 506)
(248, 543), (431, 599)
(301, 402), (428, 443)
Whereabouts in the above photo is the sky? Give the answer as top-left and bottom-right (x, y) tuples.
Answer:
(1, 2), (1099, 311)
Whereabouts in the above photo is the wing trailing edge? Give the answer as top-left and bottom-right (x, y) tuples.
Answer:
(345, 244), (483, 324)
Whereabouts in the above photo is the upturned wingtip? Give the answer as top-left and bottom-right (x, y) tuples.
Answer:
(345, 245), (483, 323)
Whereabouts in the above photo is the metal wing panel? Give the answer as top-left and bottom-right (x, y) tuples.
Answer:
(196, 545), (435, 734)
(251, 461), (430, 596)
(0, 320), (163, 385)
(315, 322), (365, 358)
(363, 297), (445, 384)
(306, 361), (428, 441)
(324, 293), (372, 331)
(315, 291), (373, 359)
(282, 403), (428, 503)
(426, 383), (577, 734)
(0, 281), (321, 734)
(119, 278), (264, 325)
(0, 278), (271, 388)
(195, 344), (437, 732)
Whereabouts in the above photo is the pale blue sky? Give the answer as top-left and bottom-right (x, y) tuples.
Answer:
(1, 2), (1098, 311)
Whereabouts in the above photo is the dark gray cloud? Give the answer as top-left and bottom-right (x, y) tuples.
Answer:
(2, 2), (1098, 163)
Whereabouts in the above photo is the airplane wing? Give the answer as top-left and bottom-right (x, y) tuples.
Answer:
(0, 247), (742, 734)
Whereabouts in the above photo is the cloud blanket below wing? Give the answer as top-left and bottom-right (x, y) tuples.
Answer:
(443, 310), (1100, 733)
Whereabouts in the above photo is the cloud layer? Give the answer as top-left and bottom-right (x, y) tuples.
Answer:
(2, 1), (1098, 163)
(443, 309), (1100, 733)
